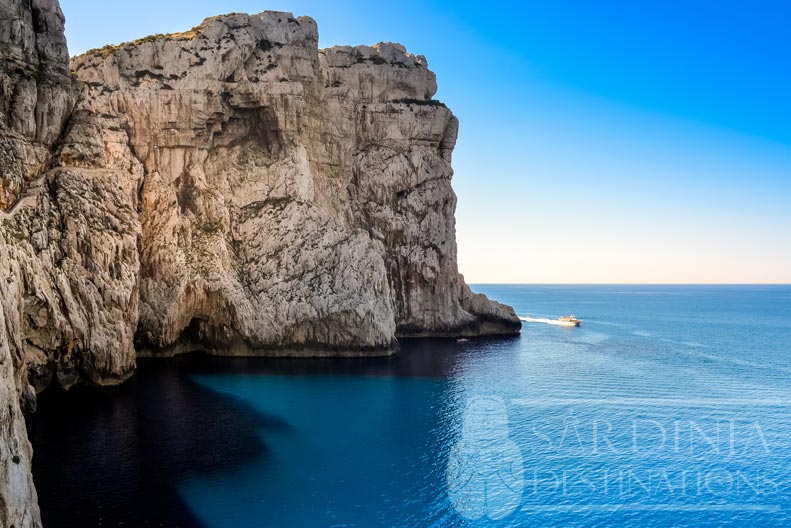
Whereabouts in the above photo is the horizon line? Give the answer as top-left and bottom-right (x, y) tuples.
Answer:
(467, 282), (791, 286)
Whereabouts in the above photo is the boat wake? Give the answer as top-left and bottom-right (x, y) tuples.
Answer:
(519, 316), (572, 327)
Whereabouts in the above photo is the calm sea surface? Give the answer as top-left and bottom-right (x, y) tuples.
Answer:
(27, 285), (791, 527)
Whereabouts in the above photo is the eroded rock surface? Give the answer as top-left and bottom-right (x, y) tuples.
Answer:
(1, 0), (74, 525)
(67, 11), (520, 357)
(0, 4), (520, 524)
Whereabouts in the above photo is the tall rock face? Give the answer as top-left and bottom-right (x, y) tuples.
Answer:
(0, 0), (75, 208)
(0, 3), (519, 525)
(1, 1), (64, 525)
(67, 11), (520, 357)
(0, 0), (139, 393)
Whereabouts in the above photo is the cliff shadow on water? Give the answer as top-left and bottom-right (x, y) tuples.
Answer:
(24, 338), (521, 527)
(25, 358), (273, 528)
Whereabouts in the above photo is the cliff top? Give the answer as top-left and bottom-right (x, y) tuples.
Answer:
(321, 42), (428, 69)
(76, 11), (315, 59)
(75, 10), (427, 69)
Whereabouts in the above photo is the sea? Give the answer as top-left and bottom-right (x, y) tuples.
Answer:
(26, 285), (791, 527)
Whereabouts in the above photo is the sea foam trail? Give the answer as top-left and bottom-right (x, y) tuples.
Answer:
(519, 316), (568, 326)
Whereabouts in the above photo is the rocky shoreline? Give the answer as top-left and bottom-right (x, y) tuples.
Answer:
(0, 1), (520, 525)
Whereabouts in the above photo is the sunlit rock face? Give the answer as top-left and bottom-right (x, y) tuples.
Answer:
(67, 10), (520, 358)
(0, 4), (522, 386)
(0, 4), (520, 524)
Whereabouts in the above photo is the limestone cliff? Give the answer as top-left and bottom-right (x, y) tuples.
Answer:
(0, 3), (520, 524)
(64, 10), (520, 360)
(1, 0), (73, 525)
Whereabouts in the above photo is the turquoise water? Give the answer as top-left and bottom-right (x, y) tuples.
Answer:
(179, 285), (791, 527)
(28, 285), (791, 527)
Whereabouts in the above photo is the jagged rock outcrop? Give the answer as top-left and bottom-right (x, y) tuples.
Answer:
(0, 3), (520, 525)
(0, 0), (140, 396)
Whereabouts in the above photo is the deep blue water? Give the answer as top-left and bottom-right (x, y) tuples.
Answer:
(27, 285), (791, 527)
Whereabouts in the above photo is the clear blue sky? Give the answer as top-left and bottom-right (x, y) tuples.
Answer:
(61, 0), (791, 283)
